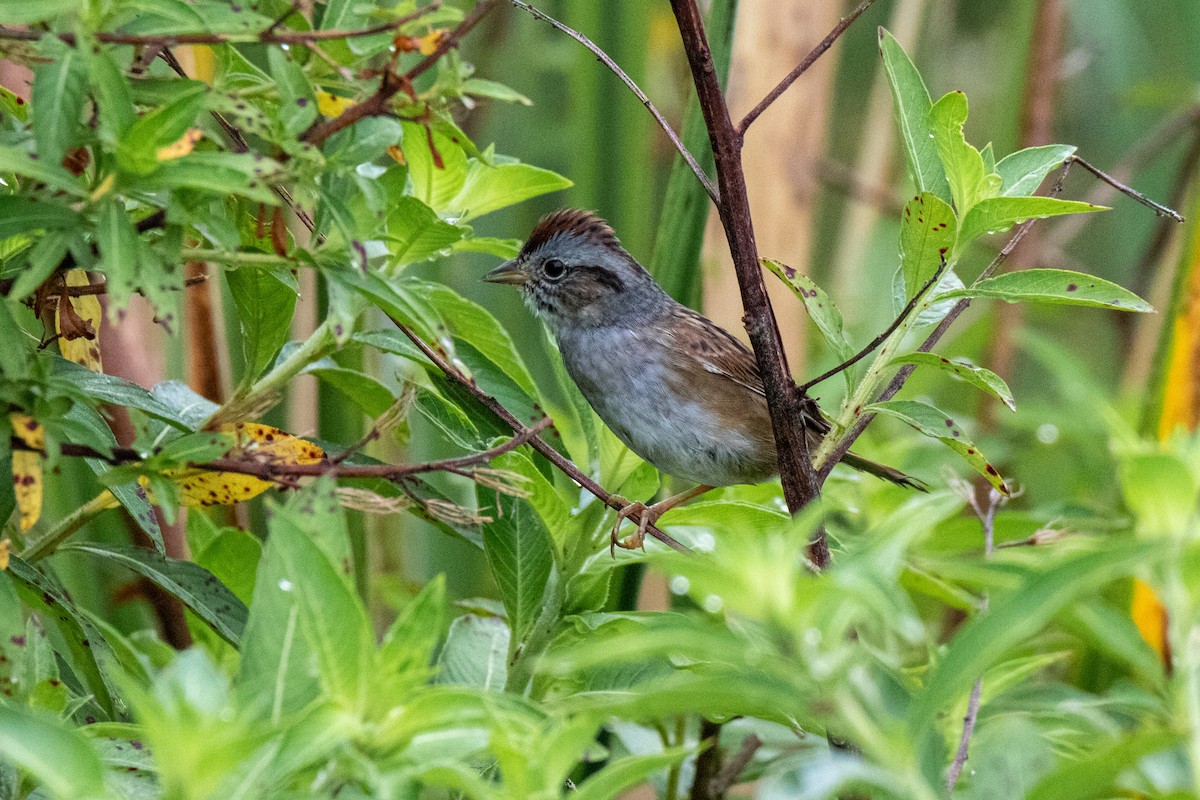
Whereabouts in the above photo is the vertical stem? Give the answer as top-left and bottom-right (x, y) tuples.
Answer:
(668, 0), (824, 560)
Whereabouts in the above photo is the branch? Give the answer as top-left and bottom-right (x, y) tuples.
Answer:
(736, 0), (878, 137)
(0, 4), (442, 46)
(300, 0), (498, 149)
(669, 0), (828, 565)
(508, 0), (719, 205)
(690, 719), (724, 800)
(11, 419), (551, 485)
(388, 317), (692, 554)
(708, 733), (762, 797)
(945, 480), (1003, 793)
(1068, 154), (1185, 222)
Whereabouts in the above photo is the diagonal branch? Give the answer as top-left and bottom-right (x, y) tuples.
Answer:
(737, 0), (879, 137)
(508, 0), (719, 205)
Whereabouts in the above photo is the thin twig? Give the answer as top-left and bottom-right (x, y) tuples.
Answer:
(389, 317), (692, 554)
(708, 733), (762, 796)
(508, 0), (719, 205)
(945, 481), (1002, 792)
(0, 4), (442, 46)
(1068, 155), (1185, 222)
(797, 256), (949, 392)
(736, 0), (878, 137)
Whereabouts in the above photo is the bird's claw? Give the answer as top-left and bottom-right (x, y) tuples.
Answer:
(610, 499), (654, 557)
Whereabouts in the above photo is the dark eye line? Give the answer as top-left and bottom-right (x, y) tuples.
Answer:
(579, 265), (624, 294)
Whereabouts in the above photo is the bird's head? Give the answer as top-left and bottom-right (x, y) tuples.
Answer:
(483, 209), (668, 330)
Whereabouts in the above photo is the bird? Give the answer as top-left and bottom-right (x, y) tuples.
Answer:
(484, 209), (923, 550)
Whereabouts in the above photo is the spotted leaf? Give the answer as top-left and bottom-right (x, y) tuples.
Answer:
(869, 399), (1009, 494)
(56, 270), (102, 371)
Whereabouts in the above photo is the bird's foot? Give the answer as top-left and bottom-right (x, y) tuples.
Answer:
(609, 497), (657, 557)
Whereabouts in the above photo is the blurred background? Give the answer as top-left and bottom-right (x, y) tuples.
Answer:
(23, 0), (1200, 631)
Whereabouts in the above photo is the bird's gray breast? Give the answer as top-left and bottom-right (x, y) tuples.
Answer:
(556, 324), (760, 486)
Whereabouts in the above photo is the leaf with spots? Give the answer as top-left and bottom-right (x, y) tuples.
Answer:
(957, 197), (1105, 250)
(10, 413), (43, 531)
(57, 543), (247, 647)
(899, 193), (957, 300)
(869, 399), (1009, 494)
(762, 258), (853, 362)
(55, 270), (102, 372)
(267, 47), (316, 138)
(154, 424), (326, 508)
(889, 352), (1015, 411)
(938, 268), (1152, 312)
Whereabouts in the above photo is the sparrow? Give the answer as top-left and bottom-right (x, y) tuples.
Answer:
(484, 209), (923, 549)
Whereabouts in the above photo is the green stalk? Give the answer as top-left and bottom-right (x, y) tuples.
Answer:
(207, 317), (339, 426)
(182, 249), (297, 267)
(20, 492), (117, 562)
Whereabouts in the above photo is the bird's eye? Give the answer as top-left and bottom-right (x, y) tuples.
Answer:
(543, 258), (566, 280)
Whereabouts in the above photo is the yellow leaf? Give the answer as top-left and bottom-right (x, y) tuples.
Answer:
(89, 172), (115, 201)
(165, 423), (326, 507)
(156, 128), (202, 161)
(386, 144), (405, 165)
(57, 270), (103, 372)
(0, 539), (9, 570)
(1131, 578), (1169, 666)
(12, 450), (42, 531)
(317, 91), (355, 118)
(416, 29), (445, 56)
(10, 413), (43, 450)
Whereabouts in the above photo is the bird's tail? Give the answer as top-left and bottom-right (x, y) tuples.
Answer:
(840, 451), (927, 491)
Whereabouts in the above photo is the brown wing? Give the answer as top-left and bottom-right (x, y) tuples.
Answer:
(663, 306), (766, 397)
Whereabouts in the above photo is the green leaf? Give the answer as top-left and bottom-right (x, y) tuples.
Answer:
(6, 232), (70, 302)
(0, 706), (109, 800)
(938, 268), (1152, 312)
(53, 356), (191, 428)
(332, 269), (444, 341)
(227, 267), (298, 385)
(267, 47), (317, 138)
(7, 557), (118, 718)
(889, 352), (1015, 411)
(193, 526), (261, 606)
(378, 575), (446, 683)
(0, 197), (81, 240)
(898, 192), (957, 299)
(409, 279), (539, 399)
(762, 258), (852, 360)
(1027, 731), (1179, 800)
(0, 0), (79, 23)
(140, 152), (282, 204)
(94, 199), (142, 311)
(957, 196), (1105, 249)
(401, 120), (468, 213)
(996, 144), (1075, 197)
(450, 161), (573, 222)
(869, 399), (1009, 493)
(574, 748), (692, 800)
(928, 91), (997, 215)
(0, 145), (85, 196)
(88, 49), (136, 145)
(878, 28), (950, 203)
(31, 39), (87, 168)
(436, 614), (510, 691)
(58, 543), (247, 646)
(1118, 451), (1199, 536)
(480, 489), (553, 644)
(385, 196), (464, 267)
(461, 78), (533, 105)
(266, 502), (372, 713)
(117, 82), (208, 175)
(304, 364), (396, 418)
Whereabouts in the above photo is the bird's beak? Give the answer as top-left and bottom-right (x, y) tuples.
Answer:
(482, 260), (529, 286)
